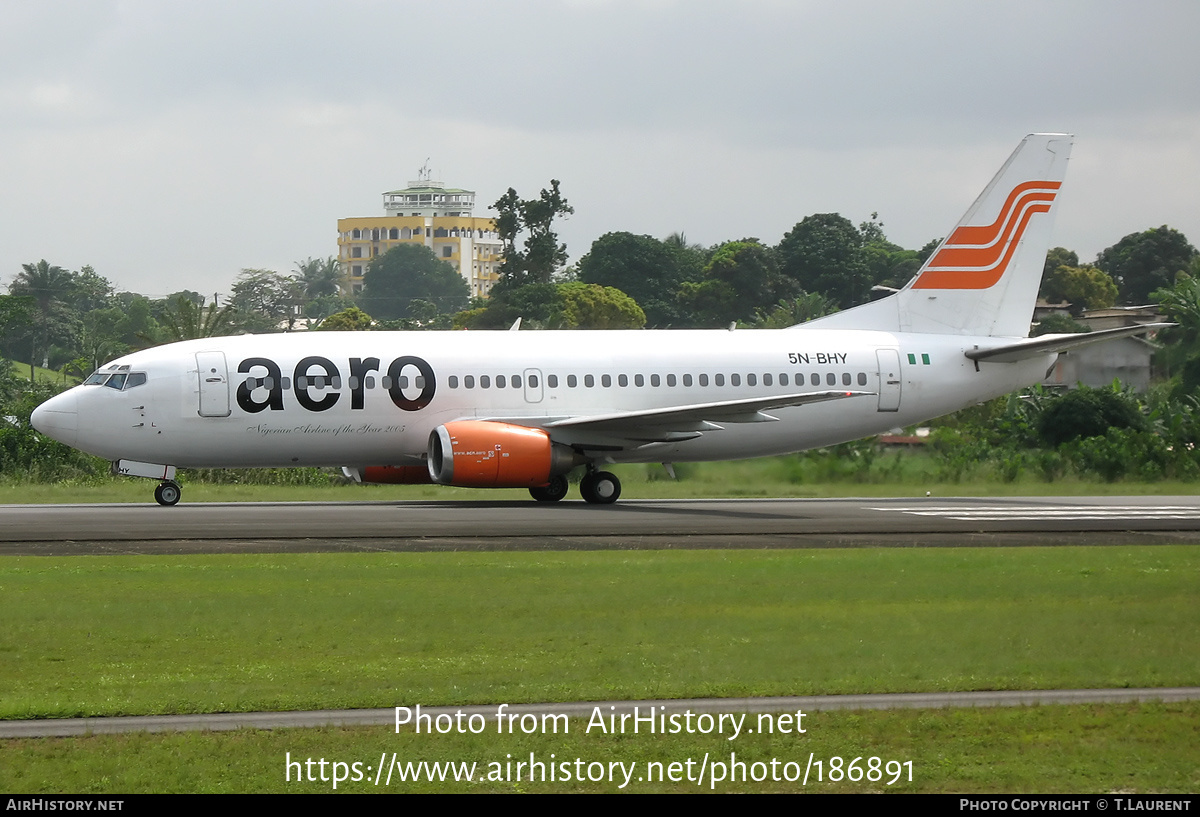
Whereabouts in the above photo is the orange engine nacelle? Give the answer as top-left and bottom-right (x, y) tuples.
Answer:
(344, 465), (433, 485)
(427, 421), (581, 488)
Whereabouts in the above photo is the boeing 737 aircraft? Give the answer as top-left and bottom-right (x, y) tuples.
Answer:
(31, 134), (1161, 505)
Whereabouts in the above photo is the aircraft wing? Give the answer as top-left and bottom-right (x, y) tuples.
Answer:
(538, 390), (874, 445)
(965, 323), (1172, 363)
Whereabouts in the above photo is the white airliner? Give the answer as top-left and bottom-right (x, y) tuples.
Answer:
(31, 134), (1160, 505)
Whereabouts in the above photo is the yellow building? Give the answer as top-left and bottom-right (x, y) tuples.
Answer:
(337, 172), (502, 298)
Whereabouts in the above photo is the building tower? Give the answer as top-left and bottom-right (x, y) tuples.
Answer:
(337, 164), (502, 298)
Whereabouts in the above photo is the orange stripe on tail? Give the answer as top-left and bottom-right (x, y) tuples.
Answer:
(912, 180), (1059, 290)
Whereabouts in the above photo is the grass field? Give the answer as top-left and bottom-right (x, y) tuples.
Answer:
(1, 545), (1197, 793)
(2, 547), (1196, 719)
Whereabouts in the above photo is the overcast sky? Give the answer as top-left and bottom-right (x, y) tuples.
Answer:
(3, 0), (1198, 300)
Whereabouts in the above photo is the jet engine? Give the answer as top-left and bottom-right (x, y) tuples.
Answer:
(427, 421), (583, 487)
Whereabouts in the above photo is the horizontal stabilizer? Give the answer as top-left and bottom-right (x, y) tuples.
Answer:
(965, 323), (1172, 363)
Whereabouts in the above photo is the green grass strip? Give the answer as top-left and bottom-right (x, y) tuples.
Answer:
(2, 703), (1198, 793)
(1, 547), (1197, 719)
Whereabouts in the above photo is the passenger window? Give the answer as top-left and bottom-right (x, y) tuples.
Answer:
(513, 375), (522, 388)
(496, 375), (506, 388)
(858, 372), (868, 386)
(650, 374), (660, 387)
(584, 374), (594, 388)
(666, 374), (676, 387)
(348, 376), (359, 390)
(397, 376), (408, 388)
(779, 373), (787, 386)
(415, 376), (425, 389)
(296, 376), (308, 388)
(730, 373), (740, 387)
(762, 373), (771, 386)
(810, 373), (819, 386)
(826, 373), (836, 386)
(365, 376), (375, 389)
(528, 375), (539, 388)
(698, 374), (708, 387)
(683, 374), (693, 387)
(842, 373), (852, 386)
(281, 377), (292, 390)
(464, 375), (475, 388)
(567, 375), (577, 388)
(547, 374), (557, 388)
(634, 374), (645, 387)
(601, 374), (612, 387)
(747, 374), (756, 387)
(331, 376), (341, 389)
(480, 375), (490, 388)
(448, 376), (458, 388)
(715, 374), (725, 387)
(619, 374), (629, 387)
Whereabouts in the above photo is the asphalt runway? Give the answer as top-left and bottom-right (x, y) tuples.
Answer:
(4, 495), (1200, 555)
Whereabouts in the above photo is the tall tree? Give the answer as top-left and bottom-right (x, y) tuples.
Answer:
(777, 214), (871, 308)
(1096, 226), (1198, 304)
(577, 232), (688, 326)
(155, 295), (237, 342)
(294, 256), (342, 300)
(1152, 274), (1200, 394)
(8, 260), (76, 376)
(678, 240), (794, 327)
(1040, 265), (1118, 314)
(557, 282), (646, 329)
(358, 244), (469, 321)
(1042, 247), (1080, 280)
(491, 180), (574, 290)
(228, 269), (306, 332)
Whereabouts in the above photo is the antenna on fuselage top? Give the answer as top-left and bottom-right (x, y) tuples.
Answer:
(509, 318), (522, 331)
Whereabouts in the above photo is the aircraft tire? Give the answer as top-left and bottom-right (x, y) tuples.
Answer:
(580, 471), (621, 504)
(154, 481), (181, 506)
(529, 475), (569, 502)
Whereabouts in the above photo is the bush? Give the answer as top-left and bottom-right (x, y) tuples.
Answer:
(1038, 385), (1146, 447)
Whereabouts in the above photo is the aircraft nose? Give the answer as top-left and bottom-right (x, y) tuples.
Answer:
(31, 391), (78, 447)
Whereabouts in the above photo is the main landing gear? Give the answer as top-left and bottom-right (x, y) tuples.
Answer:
(154, 480), (182, 506)
(526, 469), (622, 504)
(529, 474), (569, 503)
(580, 469), (621, 505)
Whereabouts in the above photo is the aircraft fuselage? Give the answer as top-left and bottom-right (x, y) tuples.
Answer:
(38, 328), (1051, 469)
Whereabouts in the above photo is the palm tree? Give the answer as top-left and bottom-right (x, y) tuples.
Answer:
(154, 295), (237, 342)
(295, 256), (343, 300)
(9, 260), (75, 378)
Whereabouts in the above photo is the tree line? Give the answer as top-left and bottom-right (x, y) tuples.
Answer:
(4, 179), (1200, 485)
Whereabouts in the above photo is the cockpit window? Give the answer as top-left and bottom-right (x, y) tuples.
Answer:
(83, 370), (147, 390)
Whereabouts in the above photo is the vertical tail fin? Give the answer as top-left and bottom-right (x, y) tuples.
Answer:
(803, 134), (1073, 337)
